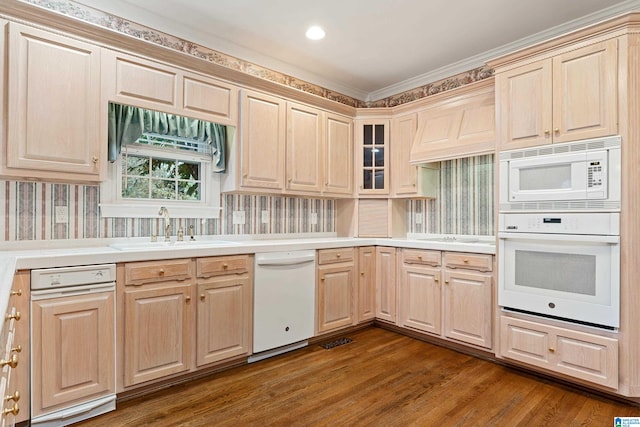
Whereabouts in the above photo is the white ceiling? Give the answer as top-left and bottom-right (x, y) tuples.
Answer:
(76, 0), (640, 101)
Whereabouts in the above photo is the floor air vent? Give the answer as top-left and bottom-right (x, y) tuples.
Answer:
(319, 337), (352, 349)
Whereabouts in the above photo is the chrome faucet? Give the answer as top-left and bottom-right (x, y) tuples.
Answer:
(159, 206), (171, 240)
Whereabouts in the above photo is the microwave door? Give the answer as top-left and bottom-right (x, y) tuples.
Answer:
(509, 152), (588, 202)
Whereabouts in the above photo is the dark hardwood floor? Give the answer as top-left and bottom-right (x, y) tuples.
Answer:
(74, 327), (638, 426)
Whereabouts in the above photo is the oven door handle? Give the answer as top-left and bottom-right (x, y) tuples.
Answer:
(498, 232), (619, 244)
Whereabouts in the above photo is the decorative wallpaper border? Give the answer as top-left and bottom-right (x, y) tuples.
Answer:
(20, 0), (493, 108)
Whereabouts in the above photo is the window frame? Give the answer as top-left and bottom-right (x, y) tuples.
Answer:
(100, 142), (221, 219)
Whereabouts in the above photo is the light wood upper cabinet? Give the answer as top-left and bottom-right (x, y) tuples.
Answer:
(324, 112), (354, 196)
(239, 89), (287, 191)
(391, 112), (438, 198)
(102, 49), (238, 126)
(497, 39), (618, 150)
(4, 22), (103, 181)
(31, 291), (115, 417)
(357, 119), (390, 195)
(286, 102), (324, 194)
(410, 80), (495, 163)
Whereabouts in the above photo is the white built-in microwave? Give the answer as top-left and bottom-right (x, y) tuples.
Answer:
(499, 136), (621, 211)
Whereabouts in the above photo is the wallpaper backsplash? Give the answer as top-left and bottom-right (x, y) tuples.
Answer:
(0, 181), (335, 241)
(406, 154), (495, 236)
(0, 155), (491, 241)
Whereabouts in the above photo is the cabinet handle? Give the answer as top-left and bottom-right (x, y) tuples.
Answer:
(4, 391), (19, 402)
(158, 269), (165, 276)
(9, 289), (22, 297)
(5, 312), (20, 322)
(0, 355), (18, 369)
(10, 345), (21, 354)
(2, 403), (18, 416)
(200, 294), (205, 301)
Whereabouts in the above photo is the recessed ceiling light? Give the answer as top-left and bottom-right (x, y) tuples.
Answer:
(305, 25), (325, 40)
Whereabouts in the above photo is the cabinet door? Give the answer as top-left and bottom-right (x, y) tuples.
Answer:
(552, 39), (618, 143)
(500, 316), (618, 388)
(197, 276), (252, 367)
(375, 247), (397, 323)
(357, 247), (376, 322)
(31, 292), (115, 416)
(123, 284), (192, 387)
(324, 112), (354, 196)
(399, 265), (441, 335)
(392, 113), (420, 196)
(317, 263), (355, 333)
(497, 59), (553, 150)
(286, 102), (323, 194)
(358, 120), (390, 195)
(182, 72), (238, 126)
(443, 270), (492, 348)
(6, 23), (102, 179)
(240, 90), (286, 190)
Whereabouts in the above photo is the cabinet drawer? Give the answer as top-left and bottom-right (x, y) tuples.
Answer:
(197, 255), (250, 278)
(318, 248), (354, 265)
(444, 252), (492, 272)
(402, 249), (441, 266)
(124, 259), (192, 285)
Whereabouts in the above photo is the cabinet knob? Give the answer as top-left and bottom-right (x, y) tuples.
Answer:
(200, 294), (205, 301)
(10, 345), (21, 354)
(91, 156), (99, 164)
(158, 269), (165, 276)
(4, 391), (19, 402)
(2, 403), (18, 416)
(0, 355), (18, 369)
(549, 347), (555, 353)
(9, 289), (22, 297)
(185, 296), (191, 303)
(223, 263), (228, 269)
(544, 129), (550, 136)
(321, 277), (325, 281)
(418, 255), (423, 260)
(360, 272), (365, 276)
(5, 312), (20, 322)
(554, 128), (560, 134)
(463, 258), (469, 263)
(444, 280), (449, 285)
(243, 173), (248, 178)
(434, 276), (439, 282)
(336, 253), (341, 258)
(288, 178), (292, 183)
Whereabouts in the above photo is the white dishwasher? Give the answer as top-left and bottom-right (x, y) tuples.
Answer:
(251, 250), (316, 360)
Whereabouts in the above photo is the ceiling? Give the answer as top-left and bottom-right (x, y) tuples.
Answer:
(76, 0), (639, 101)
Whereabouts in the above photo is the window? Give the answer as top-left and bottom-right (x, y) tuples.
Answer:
(100, 134), (221, 219)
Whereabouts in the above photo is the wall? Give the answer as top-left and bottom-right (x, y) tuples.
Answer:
(0, 180), (335, 241)
(406, 154), (494, 236)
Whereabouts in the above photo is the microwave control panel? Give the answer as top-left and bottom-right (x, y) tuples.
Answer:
(587, 161), (603, 188)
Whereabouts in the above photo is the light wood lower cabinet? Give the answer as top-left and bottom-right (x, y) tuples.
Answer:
(499, 316), (618, 389)
(316, 248), (356, 334)
(398, 249), (493, 349)
(118, 256), (253, 390)
(196, 256), (253, 367)
(357, 247), (376, 322)
(31, 291), (115, 417)
(375, 247), (397, 323)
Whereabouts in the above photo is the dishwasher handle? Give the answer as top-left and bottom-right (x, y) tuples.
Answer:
(255, 251), (316, 267)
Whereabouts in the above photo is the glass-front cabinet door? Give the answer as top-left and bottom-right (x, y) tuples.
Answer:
(357, 119), (390, 195)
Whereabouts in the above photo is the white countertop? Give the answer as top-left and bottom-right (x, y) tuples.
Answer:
(0, 234), (496, 331)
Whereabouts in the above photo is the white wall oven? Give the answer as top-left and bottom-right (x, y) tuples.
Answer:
(499, 212), (620, 328)
(499, 136), (620, 212)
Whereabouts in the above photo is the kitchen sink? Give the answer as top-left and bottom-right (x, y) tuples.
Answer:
(109, 240), (240, 250)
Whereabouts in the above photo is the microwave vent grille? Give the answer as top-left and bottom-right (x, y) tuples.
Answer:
(500, 200), (621, 211)
(500, 136), (621, 161)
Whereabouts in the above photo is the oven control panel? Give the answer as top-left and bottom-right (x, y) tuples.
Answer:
(498, 212), (619, 235)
